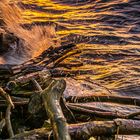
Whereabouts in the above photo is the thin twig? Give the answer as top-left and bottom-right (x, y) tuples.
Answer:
(0, 88), (14, 108)
(6, 105), (14, 137)
(0, 119), (5, 133)
(0, 87), (14, 137)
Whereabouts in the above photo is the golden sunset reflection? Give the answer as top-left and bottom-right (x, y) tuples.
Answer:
(0, 0), (140, 96)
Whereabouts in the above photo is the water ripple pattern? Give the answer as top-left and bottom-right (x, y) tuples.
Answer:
(5, 0), (140, 96)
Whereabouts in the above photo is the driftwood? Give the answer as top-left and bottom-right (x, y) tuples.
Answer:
(11, 119), (140, 140)
(66, 94), (140, 106)
(66, 102), (140, 119)
(42, 79), (71, 140)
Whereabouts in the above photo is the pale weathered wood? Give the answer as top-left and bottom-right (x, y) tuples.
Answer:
(42, 79), (71, 140)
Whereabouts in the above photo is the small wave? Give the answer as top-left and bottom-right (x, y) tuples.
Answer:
(0, 0), (59, 64)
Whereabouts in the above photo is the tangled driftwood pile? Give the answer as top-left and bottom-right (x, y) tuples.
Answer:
(0, 34), (140, 140)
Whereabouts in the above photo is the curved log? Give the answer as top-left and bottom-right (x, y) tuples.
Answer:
(42, 79), (71, 140)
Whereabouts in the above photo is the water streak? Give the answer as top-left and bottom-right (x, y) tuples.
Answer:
(0, 0), (140, 97)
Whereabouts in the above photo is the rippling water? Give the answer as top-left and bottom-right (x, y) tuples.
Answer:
(1, 0), (140, 97)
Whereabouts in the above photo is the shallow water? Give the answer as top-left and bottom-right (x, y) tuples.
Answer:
(1, 0), (140, 97)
